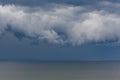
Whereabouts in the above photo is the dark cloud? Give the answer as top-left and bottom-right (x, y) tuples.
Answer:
(0, 0), (120, 6)
(0, 31), (120, 61)
(0, 0), (120, 61)
(0, 2), (120, 45)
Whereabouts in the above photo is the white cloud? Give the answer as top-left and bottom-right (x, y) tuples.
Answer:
(0, 2), (120, 45)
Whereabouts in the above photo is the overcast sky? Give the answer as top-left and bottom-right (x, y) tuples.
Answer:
(0, 0), (120, 61)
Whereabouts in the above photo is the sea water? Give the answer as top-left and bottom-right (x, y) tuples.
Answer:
(0, 61), (120, 80)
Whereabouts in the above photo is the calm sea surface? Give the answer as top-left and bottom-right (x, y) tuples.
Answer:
(0, 61), (120, 80)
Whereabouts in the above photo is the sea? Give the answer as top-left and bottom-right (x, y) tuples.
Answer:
(0, 61), (120, 80)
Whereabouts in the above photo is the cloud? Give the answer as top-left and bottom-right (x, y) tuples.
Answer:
(0, 2), (120, 45)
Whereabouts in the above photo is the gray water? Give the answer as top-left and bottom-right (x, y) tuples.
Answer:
(0, 61), (120, 80)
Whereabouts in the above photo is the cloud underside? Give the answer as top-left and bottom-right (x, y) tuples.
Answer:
(0, 1), (120, 45)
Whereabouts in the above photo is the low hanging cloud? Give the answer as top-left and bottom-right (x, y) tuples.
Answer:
(0, 1), (120, 45)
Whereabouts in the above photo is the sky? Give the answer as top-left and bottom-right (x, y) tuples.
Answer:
(0, 0), (120, 61)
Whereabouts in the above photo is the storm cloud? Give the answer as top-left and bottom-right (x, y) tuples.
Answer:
(0, 1), (120, 45)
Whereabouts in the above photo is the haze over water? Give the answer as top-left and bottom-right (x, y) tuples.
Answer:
(0, 61), (120, 80)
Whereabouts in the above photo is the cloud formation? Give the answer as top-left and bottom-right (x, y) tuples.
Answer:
(0, 1), (120, 45)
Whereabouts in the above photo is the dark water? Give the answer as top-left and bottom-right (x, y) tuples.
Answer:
(0, 61), (120, 80)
